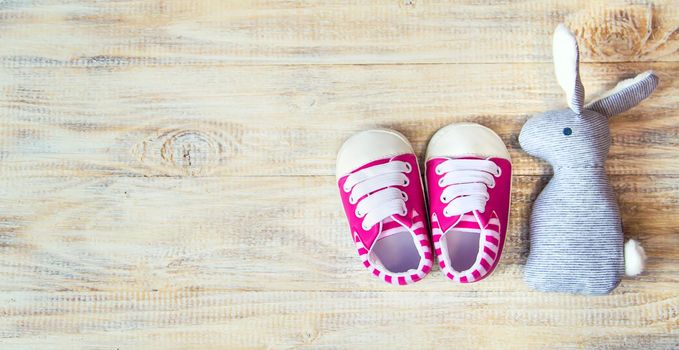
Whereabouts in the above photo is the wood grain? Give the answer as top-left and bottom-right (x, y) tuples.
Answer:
(1, 175), (677, 348)
(0, 1), (678, 66)
(1, 63), (677, 177)
(0, 290), (676, 349)
(1, 175), (678, 292)
(1, 0), (678, 349)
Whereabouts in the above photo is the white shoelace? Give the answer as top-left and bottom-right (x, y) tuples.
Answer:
(435, 159), (501, 218)
(343, 161), (412, 230)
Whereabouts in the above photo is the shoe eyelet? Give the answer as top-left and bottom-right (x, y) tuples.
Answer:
(443, 208), (451, 217)
(438, 179), (444, 187)
(401, 191), (409, 201)
(402, 179), (409, 187)
(355, 209), (363, 218)
(349, 196), (356, 204)
(343, 185), (351, 192)
(495, 167), (502, 177)
(404, 163), (412, 173)
(435, 167), (443, 175)
(440, 195), (447, 203)
(362, 223), (370, 230)
(488, 180), (495, 189)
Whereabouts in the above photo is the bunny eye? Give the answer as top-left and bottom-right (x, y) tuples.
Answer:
(563, 127), (573, 136)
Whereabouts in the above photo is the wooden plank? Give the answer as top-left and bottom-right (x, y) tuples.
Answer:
(0, 289), (676, 349)
(1, 62), (677, 177)
(1, 2), (678, 348)
(0, 1), (678, 66)
(1, 175), (677, 293)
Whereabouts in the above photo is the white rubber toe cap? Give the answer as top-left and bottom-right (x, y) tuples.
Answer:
(337, 129), (414, 178)
(426, 123), (510, 161)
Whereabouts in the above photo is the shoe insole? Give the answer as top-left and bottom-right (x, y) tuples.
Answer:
(372, 231), (420, 273)
(445, 230), (480, 272)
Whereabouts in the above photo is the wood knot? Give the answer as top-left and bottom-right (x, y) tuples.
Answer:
(160, 130), (218, 175)
(301, 328), (320, 344)
(132, 122), (242, 176)
(566, 5), (677, 61)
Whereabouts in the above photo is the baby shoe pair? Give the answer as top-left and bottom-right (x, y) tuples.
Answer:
(337, 123), (512, 285)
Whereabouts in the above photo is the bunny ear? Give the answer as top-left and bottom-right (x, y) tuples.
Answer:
(553, 24), (585, 114)
(585, 71), (659, 118)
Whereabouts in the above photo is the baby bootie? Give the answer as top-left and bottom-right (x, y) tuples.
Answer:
(337, 129), (433, 285)
(425, 123), (512, 283)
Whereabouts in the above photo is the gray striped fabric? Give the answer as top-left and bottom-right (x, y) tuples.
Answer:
(519, 109), (621, 294)
(525, 166), (623, 294)
(518, 73), (659, 295)
(586, 72), (660, 118)
(569, 73), (585, 114)
(519, 24), (659, 295)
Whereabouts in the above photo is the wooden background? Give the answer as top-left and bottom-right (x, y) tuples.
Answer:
(1, 1), (677, 349)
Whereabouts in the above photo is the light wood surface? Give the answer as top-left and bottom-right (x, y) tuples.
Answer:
(1, 1), (677, 349)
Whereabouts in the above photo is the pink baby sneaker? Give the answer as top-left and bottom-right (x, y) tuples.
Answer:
(337, 129), (433, 285)
(425, 123), (512, 283)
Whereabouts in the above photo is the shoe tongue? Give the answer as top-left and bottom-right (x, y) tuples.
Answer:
(440, 210), (491, 233)
(473, 210), (492, 229)
(376, 216), (410, 242)
(360, 212), (414, 251)
(375, 209), (418, 245)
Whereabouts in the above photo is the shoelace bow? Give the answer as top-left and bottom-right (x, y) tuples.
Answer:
(343, 161), (412, 230)
(435, 159), (501, 218)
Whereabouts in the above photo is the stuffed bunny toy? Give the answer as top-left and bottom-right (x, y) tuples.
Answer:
(518, 24), (658, 295)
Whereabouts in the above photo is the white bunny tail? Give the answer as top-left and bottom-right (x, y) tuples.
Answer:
(624, 239), (647, 277)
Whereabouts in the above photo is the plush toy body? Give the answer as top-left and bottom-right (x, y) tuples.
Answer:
(518, 25), (658, 295)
